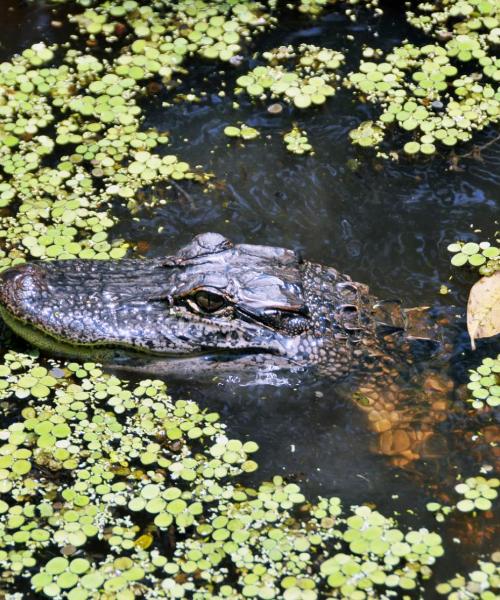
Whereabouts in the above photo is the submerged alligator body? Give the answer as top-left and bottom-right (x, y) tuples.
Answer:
(0, 233), (450, 464)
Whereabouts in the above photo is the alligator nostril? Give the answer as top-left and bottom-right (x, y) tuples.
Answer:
(0, 263), (43, 310)
(339, 304), (358, 314)
(1, 264), (33, 285)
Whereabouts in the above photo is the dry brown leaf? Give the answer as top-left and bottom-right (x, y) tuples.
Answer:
(467, 270), (500, 350)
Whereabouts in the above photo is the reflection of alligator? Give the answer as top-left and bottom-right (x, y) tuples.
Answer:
(0, 233), (453, 465)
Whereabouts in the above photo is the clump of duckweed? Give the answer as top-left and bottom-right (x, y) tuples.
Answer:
(425, 501), (453, 523)
(236, 44), (345, 109)
(70, 1), (275, 64)
(466, 355), (500, 410)
(426, 472), (498, 522)
(298, 0), (334, 15)
(224, 123), (260, 139)
(406, 0), (499, 46)
(344, 0), (500, 157)
(0, 350), (448, 597)
(0, 350), (257, 596)
(284, 126), (313, 154)
(454, 476), (499, 513)
(345, 39), (499, 157)
(345, 0), (500, 157)
(348, 120), (385, 148)
(447, 240), (500, 276)
(298, 0), (381, 18)
(436, 553), (500, 599)
(0, 40), (182, 271)
(1, 0), (281, 272)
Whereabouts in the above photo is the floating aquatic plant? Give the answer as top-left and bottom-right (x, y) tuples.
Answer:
(345, 41), (499, 157)
(0, 350), (448, 597)
(298, 0), (381, 18)
(1, 2), (498, 596)
(344, 0), (500, 156)
(454, 475), (499, 512)
(0, 42), (179, 270)
(0, 0), (281, 271)
(71, 0), (276, 63)
(466, 354), (500, 410)
(236, 44), (345, 109)
(436, 553), (500, 600)
(426, 501), (454, 523)
(349, 121), (385, 148)
(426, 471), (498, 523)
(407, 0), (499, 48)
(448, 240), (500, 276)
(283, 126), (313, 154)
(224, 123), (260, 139)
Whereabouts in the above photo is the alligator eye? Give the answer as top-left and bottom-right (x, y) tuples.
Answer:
(193, 290), (226, 313)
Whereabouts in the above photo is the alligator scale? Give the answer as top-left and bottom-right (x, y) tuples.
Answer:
(0, 233), (452, 465)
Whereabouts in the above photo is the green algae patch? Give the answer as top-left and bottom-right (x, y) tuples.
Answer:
(0, 350), (449, 598)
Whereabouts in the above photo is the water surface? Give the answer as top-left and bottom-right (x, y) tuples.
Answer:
(1, 0), (499, 592)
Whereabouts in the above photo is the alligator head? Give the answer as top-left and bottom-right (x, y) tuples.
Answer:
(0, 233), (378, 377)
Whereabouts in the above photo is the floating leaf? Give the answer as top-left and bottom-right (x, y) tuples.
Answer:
(467, 271), (500, 349)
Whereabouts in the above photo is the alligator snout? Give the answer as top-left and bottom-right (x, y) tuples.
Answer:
(0, 263), (45, 319)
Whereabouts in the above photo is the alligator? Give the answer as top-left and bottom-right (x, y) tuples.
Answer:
(0, 232), (454, 465)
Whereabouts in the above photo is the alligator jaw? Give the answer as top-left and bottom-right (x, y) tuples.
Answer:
(0, 305), (299, 372)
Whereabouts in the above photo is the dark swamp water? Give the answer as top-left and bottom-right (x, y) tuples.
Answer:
(0, 0), (499, 595)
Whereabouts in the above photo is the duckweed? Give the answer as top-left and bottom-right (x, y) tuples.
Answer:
(343, 0), (500, 156)
(349, 121), (384, 148)
(426, 471), (498, 523)
(1, 1), (499, 596)
(284, 126), (313, 154)
(0, 350), (449, 597)
(426, 501), (453, 523)
(448, 240), (500, 276)
(345, 40), (499, 157)
(1, 0), (496, 276)
(454, 476), (499, 513)
(466, 355), (500, 410)
(407, 1), (499, 46)
(0, 0), (279, 271)
(236, 44), (345, 109)
(298, 0), (381, 18)
(436, 554), (500, 599)
(224, 124), (261, 140)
